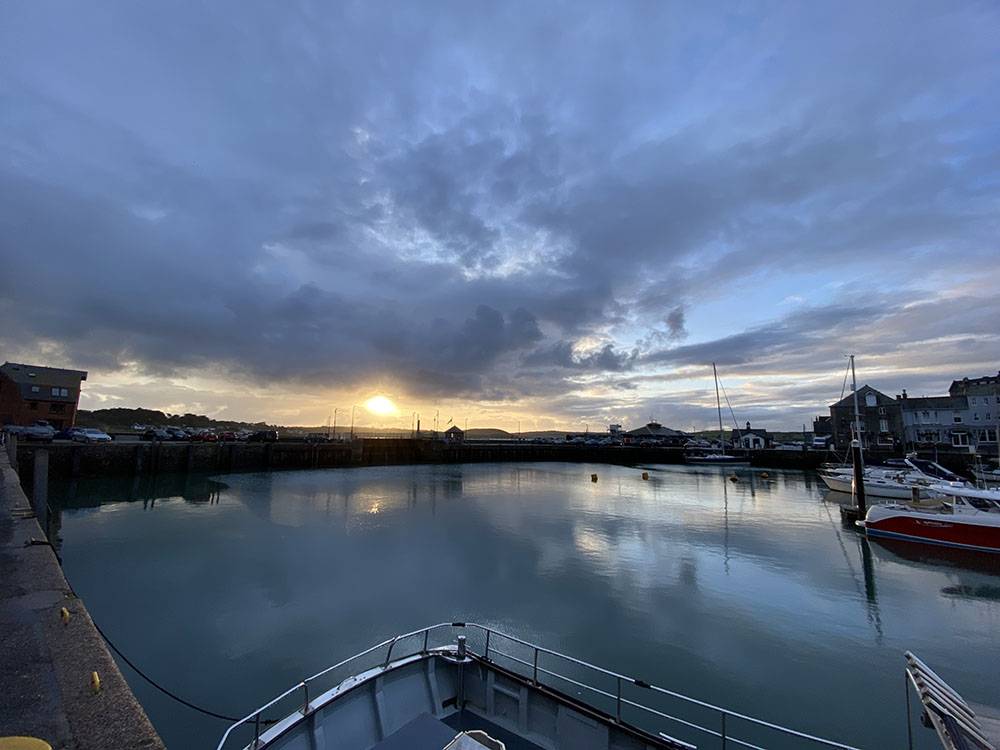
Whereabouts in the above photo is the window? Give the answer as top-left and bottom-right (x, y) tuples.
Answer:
(879, 418), (889, 432)
(51, 387), (59, 396)
(31, 385), (39, 393)
(878, 406), (886, 415)
(971, 397), (978, 405)
(954, 414), (962, 423)
(60, 388), (68, 397)
(49, 404), (66, 415)
(865, 393), (876, 407)
(975, 413), (981, 421)
(29, 402), (38, 410)
(952, 432), (969, 447)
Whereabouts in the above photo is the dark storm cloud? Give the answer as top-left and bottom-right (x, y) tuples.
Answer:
(1, 0), (998, 413)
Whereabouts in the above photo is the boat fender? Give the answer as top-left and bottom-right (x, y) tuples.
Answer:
(90, 671), (100, 694)
(729, 474), (739, 482)
(60, 607), (69, 625)
(760, 472), (769, 479)
(642, 472), (649, 480)
(591, 474), (598, 482)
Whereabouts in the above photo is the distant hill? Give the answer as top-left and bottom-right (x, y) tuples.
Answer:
(76, 407), (273, 433)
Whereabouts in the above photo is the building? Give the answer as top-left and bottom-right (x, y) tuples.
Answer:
(444, 425), (465, 442)
(897, 372), (1000, 455)
(731, 421), (772, 450)
(828, 385), (904, 451)
(0, 362), (88, 430)
(625, 420), (689, 445)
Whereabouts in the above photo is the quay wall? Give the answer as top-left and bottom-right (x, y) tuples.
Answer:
(12, 438), (976, 483)
(0, 448), (165, 749)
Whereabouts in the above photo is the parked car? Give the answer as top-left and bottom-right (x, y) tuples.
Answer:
(141, 429), (171, 441)
(23, 421), (56, 442)
(305, 433), (330, 443)
(217, 431), (237, 441)
(54, 427), (85, 440)
(189, 430), (218, 442)
(248, 430), (278, 443)
(165, 427), (190, 440)
(73, 428), (112, 443)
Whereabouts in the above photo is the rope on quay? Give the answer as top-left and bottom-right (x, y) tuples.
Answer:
(90, 617), (278, 725)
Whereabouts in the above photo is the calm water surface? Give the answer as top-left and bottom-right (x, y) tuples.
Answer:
(50, 462), (1000, 750)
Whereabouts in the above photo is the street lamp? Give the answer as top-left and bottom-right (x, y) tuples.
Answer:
(332, 408), (337, 440)
(350, 405), (357, 440)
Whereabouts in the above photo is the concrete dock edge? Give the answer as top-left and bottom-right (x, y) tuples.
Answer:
(0, 450), (165, 749)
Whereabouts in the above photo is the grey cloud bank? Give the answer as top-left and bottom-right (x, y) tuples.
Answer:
(1, 1), (998, 428)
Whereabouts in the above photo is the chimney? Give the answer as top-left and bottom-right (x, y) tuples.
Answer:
(902, 389), (907, 400)
(746, 421), (751, 431)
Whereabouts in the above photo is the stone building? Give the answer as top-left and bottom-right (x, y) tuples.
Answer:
(828, 385), (904, 451)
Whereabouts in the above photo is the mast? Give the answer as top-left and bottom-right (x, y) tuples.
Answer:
(850, 354), (863, 465)
(713, 363), (725, 455)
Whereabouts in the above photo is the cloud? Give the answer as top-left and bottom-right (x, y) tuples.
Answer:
(1, 0), (998, 427)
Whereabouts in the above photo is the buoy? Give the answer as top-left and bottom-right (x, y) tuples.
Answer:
(90, 671), (100, 694)
(60, 607), (69, 625)
(641, 472), (649, 480)
(760, 472), (769, 479)
(591, 473), (598, 482)
(729, 473), (739, 482)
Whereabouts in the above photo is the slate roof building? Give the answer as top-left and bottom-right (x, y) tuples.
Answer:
(731, 421), (772, 450)
(828, 385), (904, 451)
(625, 421), (689, 445)
(0, 362), (88, 430)
(898, 372), (1000, 454)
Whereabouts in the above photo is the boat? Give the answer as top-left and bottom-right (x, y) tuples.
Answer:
(215, 622), (874, 750)
(972, 467), (1000, 486)
(685, 364), (750, 465)
(857, 485), (1000, 553)
(820, 455), (968, 501)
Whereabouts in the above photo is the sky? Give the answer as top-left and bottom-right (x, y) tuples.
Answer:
(1, 1), (998, 433)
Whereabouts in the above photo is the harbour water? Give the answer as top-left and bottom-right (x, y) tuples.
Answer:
(49, 462), (999, 749)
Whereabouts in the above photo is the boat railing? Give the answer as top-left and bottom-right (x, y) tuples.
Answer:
(216, 622), (868, 750)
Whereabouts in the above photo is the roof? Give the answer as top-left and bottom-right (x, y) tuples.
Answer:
(444, 425), (464, 435)
(1, 362), (88, 403)
(626, 421), (686, 437)
(734, 428), (770, 438)
(829, 385), (893, 409)
(1, 362), (88, 387)
(900, 395), (968, 411)
(949, 372), (1000, 396)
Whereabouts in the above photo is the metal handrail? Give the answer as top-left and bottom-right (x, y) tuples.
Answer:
(216, 622), (869, 750)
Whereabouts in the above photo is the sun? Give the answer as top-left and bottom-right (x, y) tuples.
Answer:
(365, 396), (395, 415)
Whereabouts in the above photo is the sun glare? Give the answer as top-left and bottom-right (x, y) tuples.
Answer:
(365, 396), (395, 415)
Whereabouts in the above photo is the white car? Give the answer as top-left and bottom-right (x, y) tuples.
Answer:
(73, 428), (112, 443)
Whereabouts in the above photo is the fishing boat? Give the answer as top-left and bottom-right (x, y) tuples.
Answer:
(215, 622), (876, 750)
(857, 485), (1000, 553)
(685, 364), (750, 465)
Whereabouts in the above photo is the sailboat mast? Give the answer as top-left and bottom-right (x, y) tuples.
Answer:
(850, 354), (863, 464)
(713, 362), (725, 455)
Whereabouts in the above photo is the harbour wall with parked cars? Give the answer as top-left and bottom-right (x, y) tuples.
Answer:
(4, 435), (865, 485)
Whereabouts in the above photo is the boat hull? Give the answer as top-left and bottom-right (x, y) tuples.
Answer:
(820, 473), (923, 500)
(860, 507), (1000, 553)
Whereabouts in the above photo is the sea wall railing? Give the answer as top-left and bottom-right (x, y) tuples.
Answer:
(216, 622), (867, 750)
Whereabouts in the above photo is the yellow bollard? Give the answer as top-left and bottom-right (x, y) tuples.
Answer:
(0, 739), (53, 750)
(90, 672), (100, 694)
(641, 472), (649, 480)
(591, 474), (598, 482)
(60, 607), (69, 625)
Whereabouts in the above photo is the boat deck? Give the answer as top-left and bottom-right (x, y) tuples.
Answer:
(371, 710), (544, 750)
